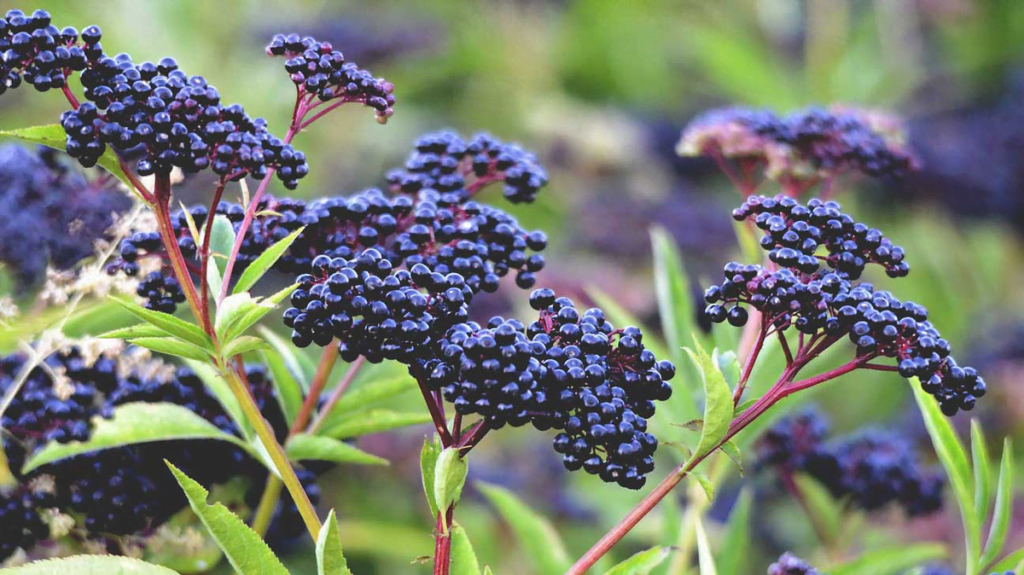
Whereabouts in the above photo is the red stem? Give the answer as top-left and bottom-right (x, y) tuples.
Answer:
(733, 318), (767, 404)
(433, 506), (455, 575)
(290, 345), (339, 435)
(455, 420), (490, 454)
(778, 330), (794, 365)
(152, 176), (207, 332)
(417, 377), (452, 447)
(199, 178), (227, 333)
(308, 355), (367, 435)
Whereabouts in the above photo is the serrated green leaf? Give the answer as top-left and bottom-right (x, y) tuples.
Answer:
(168, 463), (289, 575)
(601, 546), (669, 575)
(988, 547), (1024, 572)
(0, 555), (179, 574)
(23, 402), (248, 473)
(181, 360), (249, 440)
(99, 324), (174, 340)
(259, 348), (304, 425)
(827, 543), (946, 575)
(972, 420), (992, 522)
(220, 284), (297, 343)
(421, 435), (443, 518)
(684, 339), (735, 464)
(215, 293), (259, 339)
(476, 482), (571, 575)
(207, 215), (235, 276)
(317, 509), (352, 575)
(650, 225), (694, 367)
(694, 515), (718, 575)
(233, 227), (305, 295)
(910, 379), (979, 574)
(450, 523), (482, 575)
(222, 335), (269, 358)
(716, 489), (753, 575)
(258, 325), (316, 385)
(0, 125), (139, 198)
(434, 448), (468, 534)
(689, 472), (715, 502)
(286, 434), (388, 466)
(129, 337), (211, 362)
(110, 297), (212, 350)
(981, 439), (1014, 567)
(320, 409), (433, 439)
(318, 376), (418, 430)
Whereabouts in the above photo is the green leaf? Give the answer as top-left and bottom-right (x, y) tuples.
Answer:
(219, 284), (297, 343)
(233, 227), (305, 295)
(827, 543), (946, 575)
(129, 337), (211, 362)
(167, 463), (289, 575)
(793, 473), (841, 544)
(259, 348), (304, 425)
(713, 349), (739, 388)
(0, 124), (138, 198)
(316, 509), (352, 575)
(181, 360), (248, 440)
(650, 225), (693, 365)
(434, 447), (468, 534)
(23, 402), (248, 474)
(981, 439), (1014, 567)
(694, 515), (718, 575)
(476, 482), (571, 575)
(719, 439), (743, 475)
(321, 409), (433, 439)
(910, 380), (980, 574)
(318, 375), (418, 429)
(258, 325), (316, 386)
(99, 324), (173, 340)
(716, 489), (753, 575)
(206, 253), (224, 305)
(110, 297), (212, 350)
(221, 335), (269, 358)
(421, 435), (443, 518)
(207, 215), (235, 276)
(215, 293), (259, 340)
(601, 546), (669, 575)
(450, 523), (483, 575)
(988, 547), (1024, 572)
(0, 555), (180, 574)
(972, 420), (992, 522)
(689, 471), (715, 502)
(286, 433), (388, 466)
(734, 397), (758, 417)
(684, 339), (735, 463)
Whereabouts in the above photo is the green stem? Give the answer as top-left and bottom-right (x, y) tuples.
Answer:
(251, 474), (285, 537)
(220, 360), (321, 541)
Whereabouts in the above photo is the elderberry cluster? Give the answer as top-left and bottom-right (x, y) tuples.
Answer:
(678, 106), (914, 182)
(266, 33), (395, 123)
(418, 289), (675, 489)
(0, 9), (88, 95)
(755, 411), (945, 517)
(387, 131), (548, 204)
(135, 270), (185, 313)
(767, 553), (823, 575)
(0, 486), (53, 562)
(704, 195), (984, 415)
(0, 144), (131, 289)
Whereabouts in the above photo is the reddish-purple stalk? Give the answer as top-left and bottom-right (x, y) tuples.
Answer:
(307, 354), (367, 435)
(566, 325), (881, 574)
(198, 178), (228, 332)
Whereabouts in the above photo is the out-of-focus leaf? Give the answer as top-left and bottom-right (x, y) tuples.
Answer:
(981, 439), (1014, 567)
(182, 360), (248, 440)
(716, 489), (753, 575)
(477, 482), (571, 575)
(987, 547), (1024, 572)
(207, 215), (235, 276)
(601, 546), (669, 575)
(450, 523), (482, 575)
(827, 543), (946, 575)
(258, 325), (316, 386)
(972, 420), (992, 521)
(316, 509), (352, 575)
(793, 473), (841, 544)
(258, 348), (304, 425)
(689, 472), (714, 502)
(327, 376), (418, 417)
(434, 447), (468, 533)
(650, 226), (693, 365)
(320, 409), (432, 439)
(421, 435), (443, 518)
(0, 555), (179, 574)
(286, 434), (388, 466)
(694, 515), (718, 575)
(24, 403), (248, 473)
(232, 227), (304, 295)
(168, 463), (289, 575)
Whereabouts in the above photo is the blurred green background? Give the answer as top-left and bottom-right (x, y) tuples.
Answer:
(5, 0), (1024, 573)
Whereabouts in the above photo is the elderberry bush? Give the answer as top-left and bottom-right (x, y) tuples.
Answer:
(0, 144), (131, 289)
(704, 195), (985, 415)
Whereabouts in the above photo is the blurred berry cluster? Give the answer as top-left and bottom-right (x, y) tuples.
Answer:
(0, 144), (131, 289)
(0, 345), (321, 560)
(266, 33), (395, 124)
(767, 553), (823, 575)
(678, 106), (914, 184)
(705, 195), (984, 416)
(755, 409), (944, 517)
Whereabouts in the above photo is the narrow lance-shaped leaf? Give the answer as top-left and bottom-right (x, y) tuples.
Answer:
(694, 516), (718, 575)
(0, 555), (179, 575)
(980, 438), (1014, 568)
(320, 409), (433, 439)
(316, 509), (352, 575)
(221, 284), (298, 343)
(972, 420), (992, 523)
(222, 335), (269, 359)
(286, 434), (388, 466)
(24, 402), (249, 474)
(258, 324), (317, 385)
(450, 523), (483, 575)
(259, 348), (304, 424)
(987, 547), (1024, 573)
(827, 543), (947, 575)
(98, 324), (173, 340)
(650, 225), (694, 365)
(434, 447), (468, 533)
(233, 227), (305, 295)
(684, 338), (735, 463)
(476, 482), (571, 575)
(168, 463), (289, 575)
(0, 124), (139, 198)
(129, 337), (211, 362)
(716, 489), (753, 575)
(602, 547), (670, 575)
(110, 296), (213, 350)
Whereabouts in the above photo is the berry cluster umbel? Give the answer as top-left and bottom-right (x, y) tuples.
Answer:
(705, 195), (984, 416)
(266, 33), (395, 124)
(0, 346), (320, 558)
(0, 9), (84, 95)
(678, 106), (915, 183)
(755, 409), (944, 517)
(767, 553), (823, 575)
(418, 289), (674, 489)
